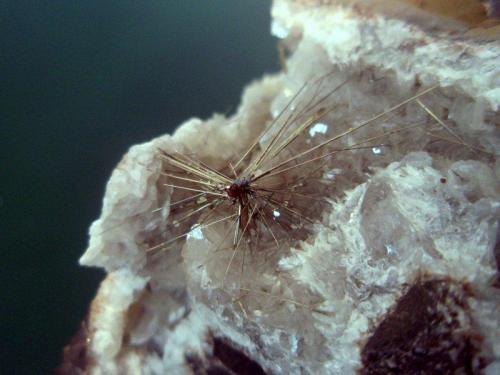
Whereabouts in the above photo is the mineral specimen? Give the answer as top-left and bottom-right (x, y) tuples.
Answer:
(70, 1), (499, 374)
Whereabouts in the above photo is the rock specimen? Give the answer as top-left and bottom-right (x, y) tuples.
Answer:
(66, 1), (500, 374)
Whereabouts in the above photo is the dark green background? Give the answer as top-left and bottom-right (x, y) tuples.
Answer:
(1, 1), (277, 372)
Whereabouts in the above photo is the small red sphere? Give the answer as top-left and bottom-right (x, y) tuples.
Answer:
(225, 178), (251, 200)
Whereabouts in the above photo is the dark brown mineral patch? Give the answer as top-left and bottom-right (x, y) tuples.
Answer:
(56, 321), (91, 375)
(360, 279), (486, 374)
(185, 337), (267, 375)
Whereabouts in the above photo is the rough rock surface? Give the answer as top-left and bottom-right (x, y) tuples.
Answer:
(68, 1), (500, 374)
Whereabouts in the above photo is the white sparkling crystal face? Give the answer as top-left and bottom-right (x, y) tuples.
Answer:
(187, 225), (204, 241)
(308, 122), (329, 137)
